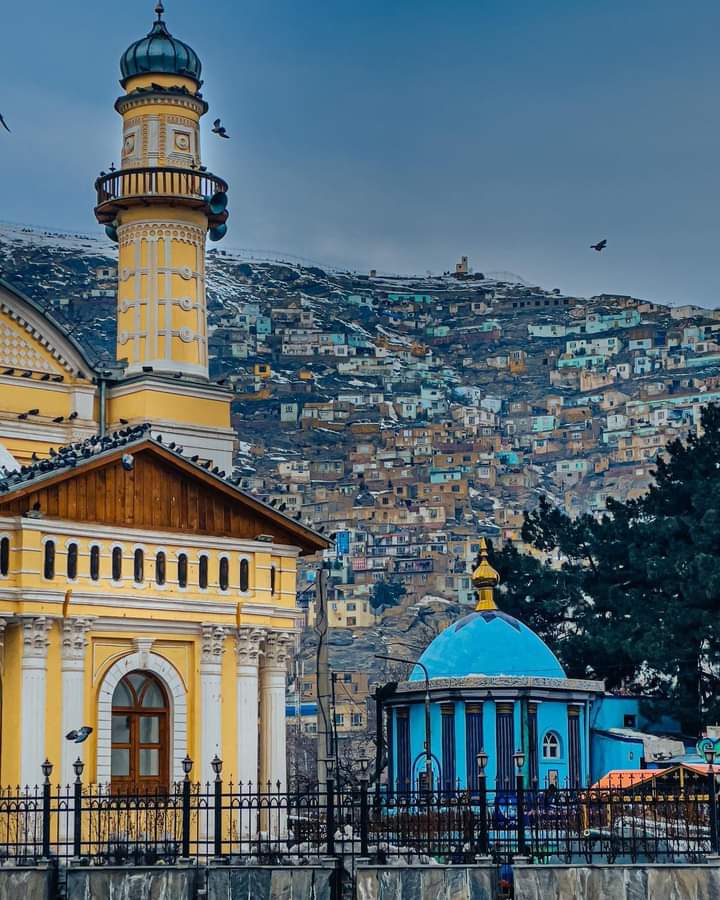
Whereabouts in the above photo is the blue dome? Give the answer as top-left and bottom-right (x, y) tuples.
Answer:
(120, 7), (202, 87)
(410, 609), (565, 681)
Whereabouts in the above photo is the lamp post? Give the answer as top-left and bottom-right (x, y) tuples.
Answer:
(72, 758), (84, 859)
(326, 758), (336, 856)
(476, 749), (489, 856)
(359, 757), (370, 857)
(376, 654), (433, 793)
(704, 745), (718, 854)
(514, 749), (526, 858)
(211, 755), (223, 860)
(40, 759), (52, 860)
(181, 755), (193, 859)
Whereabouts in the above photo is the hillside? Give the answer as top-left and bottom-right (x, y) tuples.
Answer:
(3, 221), (720, 733)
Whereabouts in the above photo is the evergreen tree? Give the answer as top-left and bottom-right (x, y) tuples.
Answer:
(492, 404), (720, 735)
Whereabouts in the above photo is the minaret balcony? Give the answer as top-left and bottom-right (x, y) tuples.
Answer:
(94, 166), (229, 227)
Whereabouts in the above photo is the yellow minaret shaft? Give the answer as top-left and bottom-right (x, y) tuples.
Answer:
(95, 3), (228, 379)
(95, 3), (234, 471)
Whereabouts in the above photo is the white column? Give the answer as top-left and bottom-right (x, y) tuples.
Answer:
(20, 617), (53, 786)
(60, 618), (94, 785)
(200, 624), (228, 783)
(259, 631), (293, 792)
(235, 627), (264, 788)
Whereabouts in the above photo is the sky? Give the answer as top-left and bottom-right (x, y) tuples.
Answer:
(2, 0), (720, 306)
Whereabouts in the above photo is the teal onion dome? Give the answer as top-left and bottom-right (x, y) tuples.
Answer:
(120, 2), (202, 87)
(410, 609), (565, 681)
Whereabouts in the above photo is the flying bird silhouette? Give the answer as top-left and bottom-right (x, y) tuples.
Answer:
(591, 239), (607, 252)
(66, 726), (93, 744)
(0, 113), (10, 133)
(212, 118), (230, 139)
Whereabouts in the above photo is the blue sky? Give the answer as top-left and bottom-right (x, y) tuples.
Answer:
(2, 0), (719, 305)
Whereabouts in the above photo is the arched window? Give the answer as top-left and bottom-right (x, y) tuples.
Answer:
(134, 549), (144, 584)
(177, 554), (188, 589)
(111, 670), (169, 792)
(67, 543), (78, 580)
(198, 555), (208, 590)
(270, 564), (276, 596)
(90, 545), (100, 581)
(155, 552), (166, 586)
(44, 540), (56, 580)
(0, 537), (10, 576)
(112, 547), (123, 582)
(542, 731), (561, 759)
(239, 558), (249, 592)
(219, 557), (229, 591)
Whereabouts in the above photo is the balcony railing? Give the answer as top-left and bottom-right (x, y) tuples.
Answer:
(94, 166), (229, 225)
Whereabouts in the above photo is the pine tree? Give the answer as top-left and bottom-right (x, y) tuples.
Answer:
(493, 404), (720, 735)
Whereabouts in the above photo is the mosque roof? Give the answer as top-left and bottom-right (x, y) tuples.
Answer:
(120, 3), (202, 87)
(409, 538), (566, 681)
(0, 424), (329, 554)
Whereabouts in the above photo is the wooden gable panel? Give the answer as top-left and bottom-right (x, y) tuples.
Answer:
(0, 447), (319, 549)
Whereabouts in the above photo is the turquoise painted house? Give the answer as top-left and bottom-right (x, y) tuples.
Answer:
(381, 541), (687, 792)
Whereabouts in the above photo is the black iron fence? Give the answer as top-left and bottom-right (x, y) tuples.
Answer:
(0, 764), (718, 868)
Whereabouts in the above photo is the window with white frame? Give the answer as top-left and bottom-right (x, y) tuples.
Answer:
(542, 731), (561, 759)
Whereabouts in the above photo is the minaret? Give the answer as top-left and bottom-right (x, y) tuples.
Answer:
(97, 2), (235, 469)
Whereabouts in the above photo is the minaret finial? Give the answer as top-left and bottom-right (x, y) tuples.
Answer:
(472, 537), (500, 611)
(155, 1), (165, 22)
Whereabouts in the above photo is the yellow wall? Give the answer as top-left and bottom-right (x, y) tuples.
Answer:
(108, 386), (230, 429)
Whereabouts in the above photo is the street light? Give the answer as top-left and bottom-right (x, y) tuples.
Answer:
(73, 758), (84, 780)
(182, 755), (193, 777)
(376, 653), (433, 792)
(476, 749), (489, 776)
(704, 746), (717, 769)
(513, 749), (526, 857)
(211, 755), (223, 778)
(359, 757), (370, 785)
(41, 759), (53, 782)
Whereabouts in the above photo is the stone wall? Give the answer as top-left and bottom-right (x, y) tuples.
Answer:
(66, 865), (197, 900)
(0, 867), (52, 900)
(206, 866), (335, 900)
(355, 865), (498, 900)
(513, 863), (720, 900)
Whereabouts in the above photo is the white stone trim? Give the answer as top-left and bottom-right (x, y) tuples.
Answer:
(0, 518), (302, 558)
(96, 650), (187, 783)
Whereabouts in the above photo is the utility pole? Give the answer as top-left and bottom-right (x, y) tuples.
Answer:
(315, 564), (333, 786)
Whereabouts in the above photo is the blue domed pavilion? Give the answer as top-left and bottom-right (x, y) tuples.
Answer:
(383, 540), (606, 792)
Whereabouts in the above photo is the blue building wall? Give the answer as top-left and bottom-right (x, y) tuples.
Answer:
(394, 697), (584, 791)
(591, 732), (645, 783)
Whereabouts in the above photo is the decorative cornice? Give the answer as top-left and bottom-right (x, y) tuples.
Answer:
(236, 626), (265, 668)
(61, 617), (94, 661)
(116, 92), (207, 117)
(0, 519), (302, 557)
(394, 675), (606, 694)
(117, 221), (205, 245)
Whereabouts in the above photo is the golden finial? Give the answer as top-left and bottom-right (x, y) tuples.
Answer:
(472, 537), (500, 611)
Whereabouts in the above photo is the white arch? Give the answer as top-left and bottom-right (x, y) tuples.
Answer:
(96, 650), (187, 783)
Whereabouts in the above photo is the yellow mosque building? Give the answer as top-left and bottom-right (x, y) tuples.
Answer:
(0, 3), (327, 790)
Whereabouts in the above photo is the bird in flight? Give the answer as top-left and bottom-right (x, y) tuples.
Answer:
(591, 239), (607, 252)
(212, 118), (230, 139)
(66, 726), (93, 743)
(0, 113), (10, 133)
